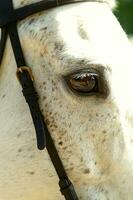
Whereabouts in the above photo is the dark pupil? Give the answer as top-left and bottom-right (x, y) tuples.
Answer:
(69, 73), (97, 93)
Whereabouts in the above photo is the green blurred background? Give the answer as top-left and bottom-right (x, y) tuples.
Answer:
(114, 0), (133, 36)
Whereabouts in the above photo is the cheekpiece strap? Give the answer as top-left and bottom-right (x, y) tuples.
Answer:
(0, 0), (46, 150)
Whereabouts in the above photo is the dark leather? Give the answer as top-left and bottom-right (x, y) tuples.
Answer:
(0, 0), (57, 27)
(59, 179), (79, 200)
(0, 28), (7, 65)
(0, 0), (46, 149)
(8, 22), (46, 149)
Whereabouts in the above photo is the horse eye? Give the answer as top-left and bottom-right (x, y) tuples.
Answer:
(67, 71), (99, 94)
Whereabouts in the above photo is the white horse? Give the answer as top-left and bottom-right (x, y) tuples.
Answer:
(0, 0), (133, 199)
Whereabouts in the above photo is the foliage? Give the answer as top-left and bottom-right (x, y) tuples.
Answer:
(114, 0), (133, 36)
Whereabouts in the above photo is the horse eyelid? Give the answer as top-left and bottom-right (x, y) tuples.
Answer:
(63, 68), (109, 98)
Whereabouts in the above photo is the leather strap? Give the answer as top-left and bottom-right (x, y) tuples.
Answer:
(8, 23), (46, 150)
(1, 0), (46, 150)
(0, 28), (7, 65)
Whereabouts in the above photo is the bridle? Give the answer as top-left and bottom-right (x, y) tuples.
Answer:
(0, 0), (107, 199)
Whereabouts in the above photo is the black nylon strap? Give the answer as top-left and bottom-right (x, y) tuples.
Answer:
(0, 0), (79, 199)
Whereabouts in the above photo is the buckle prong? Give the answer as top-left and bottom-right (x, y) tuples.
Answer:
(16, 66), (34, 82)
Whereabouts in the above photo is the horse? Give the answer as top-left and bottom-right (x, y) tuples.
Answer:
(0, 0), (133, 199)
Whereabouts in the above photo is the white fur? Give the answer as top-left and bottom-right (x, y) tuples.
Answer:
(1, 1), (133, 200)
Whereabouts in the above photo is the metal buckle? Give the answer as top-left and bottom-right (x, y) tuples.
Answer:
(16, 66), (34, 82)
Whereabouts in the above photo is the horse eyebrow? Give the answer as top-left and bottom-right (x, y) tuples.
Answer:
(88, 63), (111, 73)
(61, 60), (111, 76)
